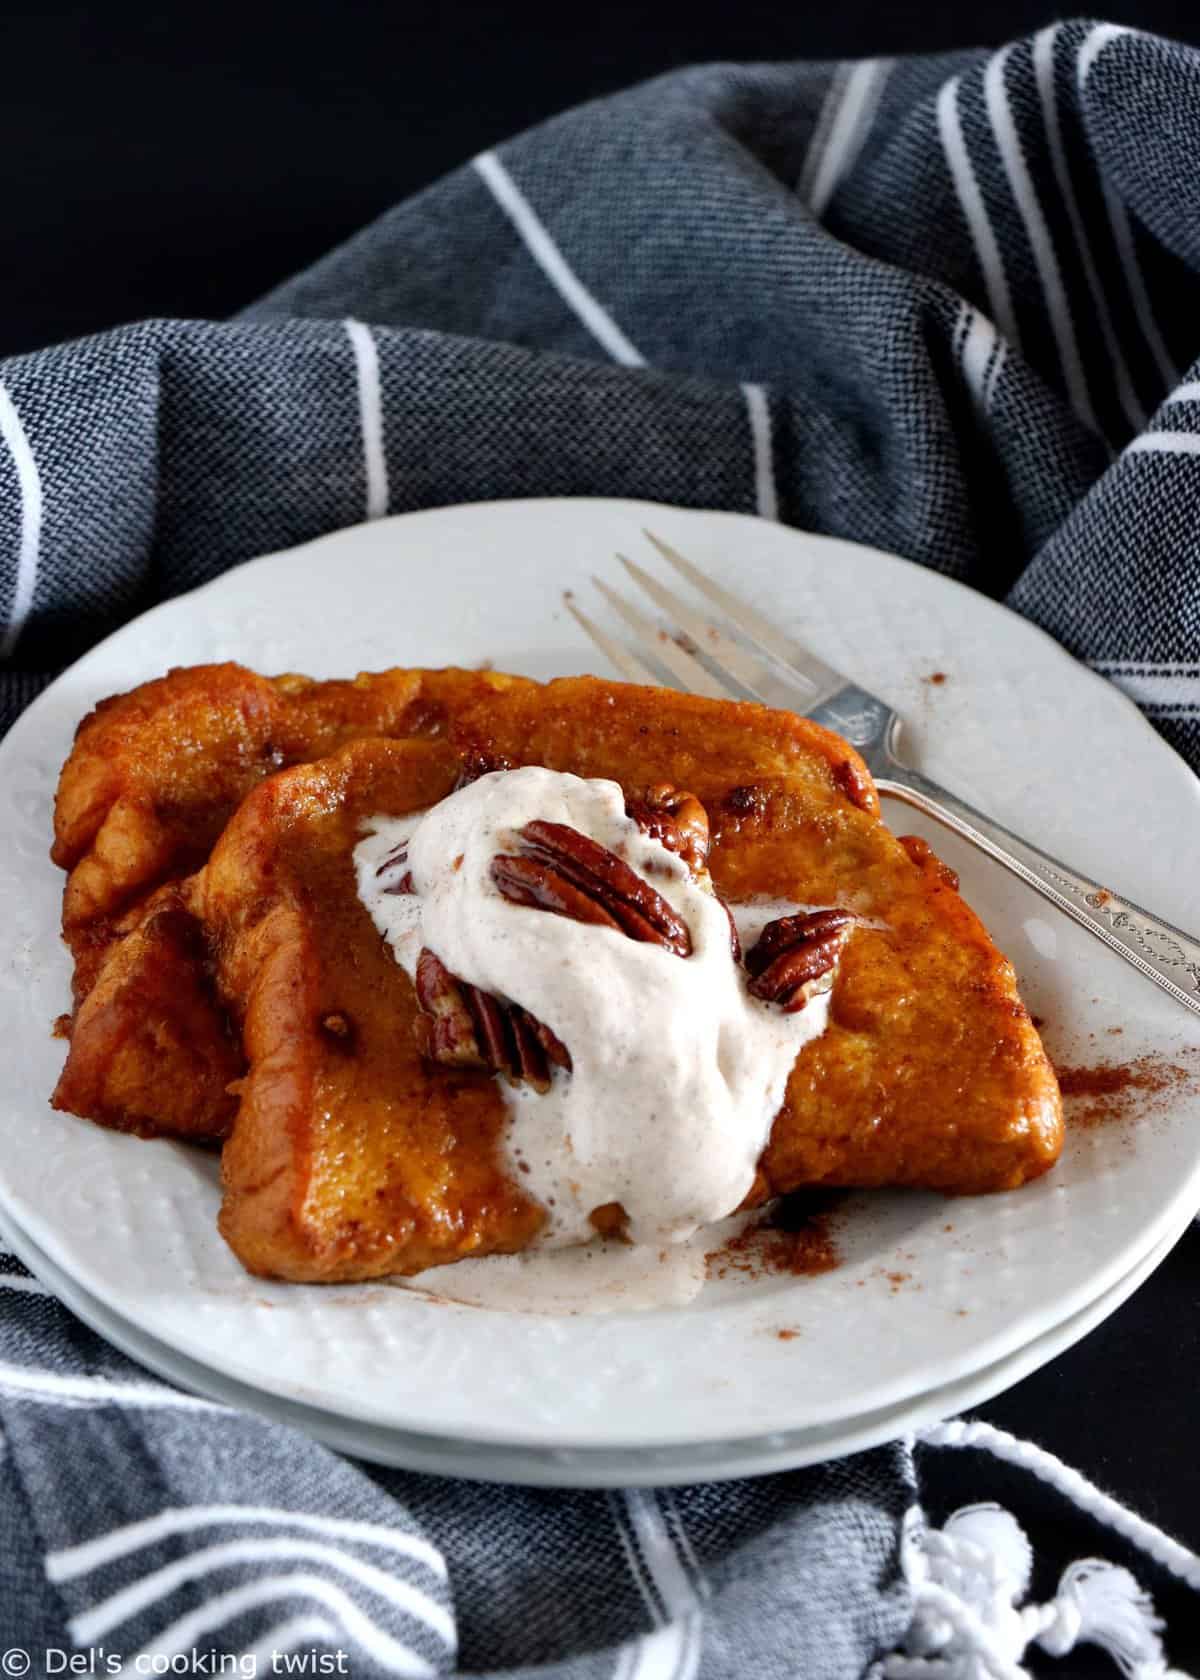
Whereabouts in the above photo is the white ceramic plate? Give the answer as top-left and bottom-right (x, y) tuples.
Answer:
(1, 500), (1198, 1464)
(0, 1198), (1187, 1486)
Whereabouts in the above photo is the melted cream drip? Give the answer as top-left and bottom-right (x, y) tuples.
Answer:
(355, 768), (836, 1255)
(391, 1211), (759, 1314)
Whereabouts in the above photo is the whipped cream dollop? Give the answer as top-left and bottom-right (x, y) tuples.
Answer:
(354, 767), (835, 1249)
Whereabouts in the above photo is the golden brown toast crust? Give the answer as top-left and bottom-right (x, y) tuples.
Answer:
(53, 662), (495, 956)
(199, 738), (543, 1281)
(49, 883), (243, 1140)
(51, 663), (501, 1136)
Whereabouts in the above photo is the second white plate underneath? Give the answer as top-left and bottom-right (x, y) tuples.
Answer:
(0, 1201), (1186, 1486)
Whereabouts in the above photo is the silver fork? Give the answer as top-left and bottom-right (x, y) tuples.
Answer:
(565, 530), (1200, 1024)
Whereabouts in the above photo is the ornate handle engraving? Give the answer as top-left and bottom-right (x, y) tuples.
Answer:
(1040, 874), (1200, 995)
(875, 763), (1200, 1020)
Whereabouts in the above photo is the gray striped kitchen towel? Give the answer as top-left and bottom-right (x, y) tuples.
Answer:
(0, 18), (1198, 1678)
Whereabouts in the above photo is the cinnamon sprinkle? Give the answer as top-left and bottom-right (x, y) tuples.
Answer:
(1054, 1052), (1192, 1129)
(705, 1192), (842, 1281)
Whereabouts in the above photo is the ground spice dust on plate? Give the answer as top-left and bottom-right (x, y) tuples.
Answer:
(705, 1192), (844, 1282)
(1053, 1048), (1198, 1130)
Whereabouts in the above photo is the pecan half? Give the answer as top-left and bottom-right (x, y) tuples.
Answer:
(626, 781), (739, 958)
(744, 909), (855, 1012)
(492, 820), (692, 956)
(414, 948), (570, 1090)
(454, 749), (516, 790)
(625, 784), (710, 875)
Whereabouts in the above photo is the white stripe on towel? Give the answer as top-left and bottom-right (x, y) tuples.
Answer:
(0, 1363), (224, 1412)
(116, 1574), (433, 1679)
(956, 302), (1006, 415)
(984, 46), (1095, 433)
(70, 1537), (454, 1648)
(474, 150), (645, 366)
(1032, 23), (1143, 432)
(613, 1614), (701, 1680)
(0, 1274), (51, 1298)
(49, 1503), (446, 1582)
(240, 1615), (340, 1671)
(1125, 432), (1200, 458)
(740, 383), (779, 519)
(1076, 26), (1176, 396)
(1099, 180), (1177, 395)
(803, 59), (892, 216)
(937, 78), (1019, 347)
(1093, 665), (1200, 709)
(1077, 22), (1129, 85)
(344, 319), (389, 519)
(623, 1490), (700, 1621)
(0, 380), (44, 660)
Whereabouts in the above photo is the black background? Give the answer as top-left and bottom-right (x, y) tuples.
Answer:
(4, 1), (1199, 1667)
(4, 0), (1200, 354)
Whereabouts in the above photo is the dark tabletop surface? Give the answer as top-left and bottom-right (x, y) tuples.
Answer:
(4, 1), (1198, 1666)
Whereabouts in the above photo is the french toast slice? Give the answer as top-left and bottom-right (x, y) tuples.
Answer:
(188, 677), (1060, 1283)
(451, 676), (1062, 1200)
(50, 883), (243, 1140)
(51, 662), (499, 1137)
(198, 736), (544, 1281)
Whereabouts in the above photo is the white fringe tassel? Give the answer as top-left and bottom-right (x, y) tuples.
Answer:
(883, 1502), (1194, 1680)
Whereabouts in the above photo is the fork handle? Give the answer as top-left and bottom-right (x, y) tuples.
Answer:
(875, 762), (1200, 1023)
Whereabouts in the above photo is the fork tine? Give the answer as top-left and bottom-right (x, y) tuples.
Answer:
(643, 529), (846, 701)
(563, 594), (660, 686)
(617, 553), (822, 711)
(591, 578), (729, 699)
